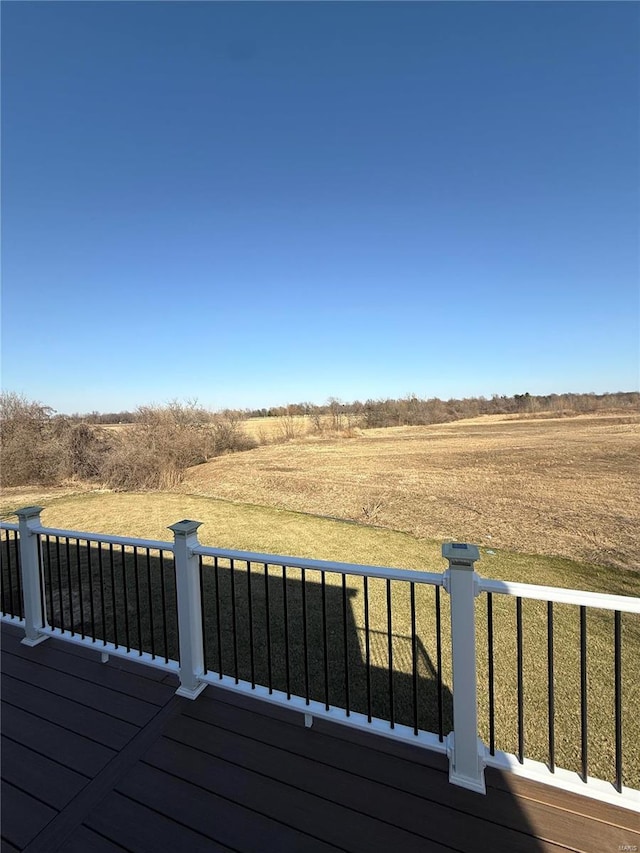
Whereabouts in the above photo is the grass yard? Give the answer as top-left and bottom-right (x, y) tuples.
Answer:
(1, 489), (639, 788)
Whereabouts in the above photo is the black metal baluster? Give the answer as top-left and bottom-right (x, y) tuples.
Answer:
(342, 573), (350, 716)
(109, 543), (118, 648)
(364, 576), (371, 722)
(37, 535), (45, 628)
(198, 556), (207, 674)
(14, 531), (23, 619)
(487, 593), (495, 755)
(170, 553), (179, 656)
(87, 541), (96, 642)
(2, 532), (10, 616)
(98, 544), (107, 646)
(302, 567), (309, 704)
(230, 558), (239, 683)
(614, 610), (623, 793)
(387, 578), (394, 728)
(76, 539), (85, 638)
(283, 566), (290, 699)
(213, 556), (223, 677)
(65, 538), (75, 635)
(264, 563), (272, 693)
(547, 601), (555, 772)
(247, 561), (255, 688)
(516, 597), (524, 763)
(133, 545), (143, 655)
(133, 547), (142, 655)
(56, 537), (65, 633)
(45, 535), (55, 628)
(580, 605), (588, 782)
(410, 582), (418, 736)
(322, 570), (329, 710)
(147, 549), (155, 659)
(435, 585), (443, 741)
(122, 545), (131, 653)
(159, 550), (169, 663)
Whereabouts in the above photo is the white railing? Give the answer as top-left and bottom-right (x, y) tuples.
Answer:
(0, 506), (638, 812)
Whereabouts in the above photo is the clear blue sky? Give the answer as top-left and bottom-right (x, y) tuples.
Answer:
(2, 1), (638, 414)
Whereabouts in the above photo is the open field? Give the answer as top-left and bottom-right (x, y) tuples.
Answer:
(183, 413), (640, 573)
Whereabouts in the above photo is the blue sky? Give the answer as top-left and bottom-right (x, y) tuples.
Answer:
(2, 1), (638, 414)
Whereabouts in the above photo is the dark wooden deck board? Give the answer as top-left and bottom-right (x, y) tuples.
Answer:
(58, 826), (129, 853)
(0, 738), (87, 811)
(0, 782), (57, 850)
(1, 703), (115, 778)
(1, 629), (174, 705)
(82, 792), (236, 853)
(1, 675), (139, 749)
(112, 765), (348, 853)
(1, 649), (161, 726)
(1, 623), (638, 853)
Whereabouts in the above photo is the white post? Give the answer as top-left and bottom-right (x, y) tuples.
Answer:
(16, 506), (49, 647)
(442, 542), (486, 794)
(169, 519), (207, 699)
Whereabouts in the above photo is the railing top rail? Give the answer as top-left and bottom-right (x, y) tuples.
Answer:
(31, 525), (174, 553)
(0, 522), (19, 532)
(480, 578), (640, 613)
(193, 544), (444, 586)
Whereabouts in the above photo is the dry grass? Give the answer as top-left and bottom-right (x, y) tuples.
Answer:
(182, 412), (640, 573)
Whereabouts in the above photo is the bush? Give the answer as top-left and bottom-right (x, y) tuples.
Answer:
(102, 402), (256, 491)
(0, 394), (257, 491)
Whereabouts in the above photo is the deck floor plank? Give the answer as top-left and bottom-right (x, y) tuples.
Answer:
(114, 764), (358, 853)
(0, 782), (57, 850)
(0, 703), (115, 778)
(1, 650), (161, 726)
(1, 675), (139, 750)
(162, 708), (575, 853)
(153, 726), (550, 853)
(85, 790), (286, 853)
(0, 738), (87, 811)
(1, 628), (175, 705)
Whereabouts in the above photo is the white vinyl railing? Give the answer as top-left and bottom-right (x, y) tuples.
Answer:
(0, 506), (638, 812)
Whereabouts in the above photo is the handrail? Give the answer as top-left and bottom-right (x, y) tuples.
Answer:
(31, 524), (174, 553)
(0, 522), (19, 532)
(193, 544), (443, 586)
(479, 578), (640, 613)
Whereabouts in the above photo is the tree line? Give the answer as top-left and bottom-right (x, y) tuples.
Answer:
(245, 391), (638, 429)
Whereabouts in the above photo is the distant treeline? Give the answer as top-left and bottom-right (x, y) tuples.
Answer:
(244, 391), (639, 428)
(67, 391), (639, 430)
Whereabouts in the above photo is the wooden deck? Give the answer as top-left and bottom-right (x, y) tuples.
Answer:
(1, 622), (638, 853)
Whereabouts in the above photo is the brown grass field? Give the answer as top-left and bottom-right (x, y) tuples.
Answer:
(183, 412), (640, 573)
